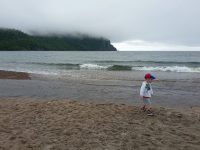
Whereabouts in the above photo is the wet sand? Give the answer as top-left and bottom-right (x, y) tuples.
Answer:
(0, 99), (200, 150)
(0, 70), (200, 108)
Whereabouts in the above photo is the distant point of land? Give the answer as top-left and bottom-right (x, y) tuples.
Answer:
(0, 28), (117, 51)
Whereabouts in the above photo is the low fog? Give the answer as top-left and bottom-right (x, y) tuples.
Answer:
(0, 0), (200, 49)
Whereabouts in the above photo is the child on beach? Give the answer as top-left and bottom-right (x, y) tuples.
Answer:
(140, 73), (156, 116)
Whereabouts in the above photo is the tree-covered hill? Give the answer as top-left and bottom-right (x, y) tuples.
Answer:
(0, 29), (117, 51)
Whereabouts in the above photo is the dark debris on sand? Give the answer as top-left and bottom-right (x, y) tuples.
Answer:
(0, 70), (31, 80)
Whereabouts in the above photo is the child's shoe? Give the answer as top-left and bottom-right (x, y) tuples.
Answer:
(147, 110), (154, 116)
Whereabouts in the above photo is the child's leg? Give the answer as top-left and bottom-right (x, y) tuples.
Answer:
(141, 105), (147, 111)
(146, 105), (152, 112)
(145, 99), (154, 115)
(141, 98), (147, 111)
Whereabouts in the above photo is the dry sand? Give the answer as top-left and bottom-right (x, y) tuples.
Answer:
(0, 99), (200, 150)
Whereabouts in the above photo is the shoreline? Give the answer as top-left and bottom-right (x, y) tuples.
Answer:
(0, 99), (200, 149)
(0, 70), (200, 108)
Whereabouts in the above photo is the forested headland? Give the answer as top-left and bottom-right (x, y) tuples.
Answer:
(0, 28), (117, 51)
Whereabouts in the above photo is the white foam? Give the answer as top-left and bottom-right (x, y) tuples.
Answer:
(80, 64), (108, 70)
(133, 66), (200, 73)
(0, 67), (59, 75)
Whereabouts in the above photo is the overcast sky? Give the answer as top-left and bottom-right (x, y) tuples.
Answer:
(0, 0), (200, 50)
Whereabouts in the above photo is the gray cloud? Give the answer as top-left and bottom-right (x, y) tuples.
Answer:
(0, 0), (200, 46)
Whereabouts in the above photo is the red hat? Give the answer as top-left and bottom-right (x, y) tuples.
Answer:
(144, 73), (156, 80)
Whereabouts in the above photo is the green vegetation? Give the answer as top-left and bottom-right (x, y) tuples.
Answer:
(0, 28), (117, 51)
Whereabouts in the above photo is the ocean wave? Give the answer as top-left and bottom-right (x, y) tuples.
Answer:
(29, 61), (200, 65)
(132, 66), (200, 73)
(29, 62), (135, 71)
(107, 65), (133, 71)
(80, 64), (133, 71)
(80, 64), (108, 70)
(76, 64), (200, 72)
(79, 64), (200, 72)
(29, 62), (80, 67)
(93, 60), (200, 65)
(23, 62), (200, 73)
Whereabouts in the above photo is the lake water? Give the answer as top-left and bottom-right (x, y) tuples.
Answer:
(0, 51), (200, 75)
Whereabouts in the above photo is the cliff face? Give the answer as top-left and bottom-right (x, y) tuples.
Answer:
(0, 29), (117, 51)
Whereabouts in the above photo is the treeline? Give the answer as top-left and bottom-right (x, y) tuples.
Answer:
(0, 28), (117, 51)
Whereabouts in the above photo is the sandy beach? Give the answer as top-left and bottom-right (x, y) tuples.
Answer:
(0, 99), (200, 150)
(0, 70), (200, 149)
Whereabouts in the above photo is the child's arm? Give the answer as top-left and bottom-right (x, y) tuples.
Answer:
(150, 84), (153, 95)
(140, 82), (145, 97)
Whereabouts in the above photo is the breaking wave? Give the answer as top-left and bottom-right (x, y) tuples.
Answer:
(29, 62), (200, 72)
(132, 66), (200, 73)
